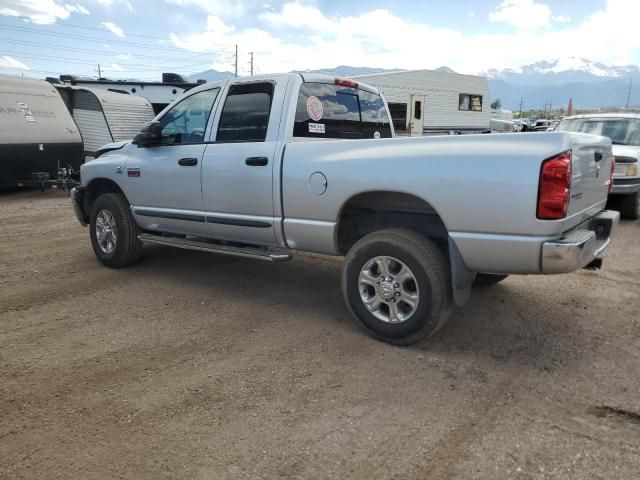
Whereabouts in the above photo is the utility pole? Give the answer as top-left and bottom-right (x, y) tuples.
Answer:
(518, 97), (523, 119)
(249, 52), (254, 76)
(625, 78), (633, 109)
(234, 45), (238, 77)
(97, 64), (101, 79)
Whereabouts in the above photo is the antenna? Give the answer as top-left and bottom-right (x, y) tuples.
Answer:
(234, 44), (238, 78)
(97, 64), (101, 78)
(249, 52), (254, 76)
(626, 78), (633, 109)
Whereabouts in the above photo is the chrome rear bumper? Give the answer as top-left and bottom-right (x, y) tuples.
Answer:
(541, 210), (619, 274)
(611, 177), (640, 195)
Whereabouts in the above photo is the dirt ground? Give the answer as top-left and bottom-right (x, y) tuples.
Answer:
(1, 189), (639, 480)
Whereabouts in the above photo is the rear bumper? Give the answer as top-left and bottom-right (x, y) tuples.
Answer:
(71, 186), (88, 226)
(541, 210), (619, 274)
(611, 177), (640, 195)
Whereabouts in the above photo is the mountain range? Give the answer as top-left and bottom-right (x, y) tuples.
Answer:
(483, 58), (640, 110)
(187, 57), (640, 110)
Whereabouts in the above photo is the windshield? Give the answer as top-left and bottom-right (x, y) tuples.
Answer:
(556, 118), (640, 146)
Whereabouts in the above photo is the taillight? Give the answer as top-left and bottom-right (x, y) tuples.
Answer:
(335, 78), (358, 89)
(537, 150), (572, 220)
(609, 156), (615, 193)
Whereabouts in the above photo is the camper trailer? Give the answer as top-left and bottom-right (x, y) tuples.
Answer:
(0, 75), (83, 189)
(348, 69), (491, 136)
(55, 85), (155, 159)
(55, 73), (201, 115)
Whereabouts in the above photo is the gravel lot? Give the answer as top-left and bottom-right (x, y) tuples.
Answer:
(1, 189), (639, 480)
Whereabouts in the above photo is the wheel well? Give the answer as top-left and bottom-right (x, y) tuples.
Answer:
(83, 178), (126, 215)
(336, 191), (449, 255)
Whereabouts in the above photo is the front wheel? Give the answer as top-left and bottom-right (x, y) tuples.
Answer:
(89, 193), (143, 268)
(620, 192), (639, 220)
(342, 229), (452, 345)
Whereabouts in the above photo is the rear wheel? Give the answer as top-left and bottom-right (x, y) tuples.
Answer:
(473, 273), (509, 287)
(342, 229), (452, 345)
(620, 192), (639, 220)
(89, 193), (143, 268)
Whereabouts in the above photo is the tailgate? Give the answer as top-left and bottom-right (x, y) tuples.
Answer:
(566, 132), (613, 218)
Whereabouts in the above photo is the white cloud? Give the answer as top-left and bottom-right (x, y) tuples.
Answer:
(169, 0), (640, 76)
(551, 15), (570, 23)
(102, 21), (125, 37)
(65, 4), (90, 15)
(96, 0), (132, 11)
(116, 53), (131, 60)
(259, 2), (334, 32)
(0, 0), (89, 24)
(165, 0), (246, 17)
(489, 0), (553, 29)
(106, 63), (125, 71)
(0, 55), (29, 70)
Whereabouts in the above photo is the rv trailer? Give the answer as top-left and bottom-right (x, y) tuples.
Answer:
(0, 75), (82, 189)
(55, 73), (202, 115)
(55, 85), (155, 160)
(348, 69), (491, 136)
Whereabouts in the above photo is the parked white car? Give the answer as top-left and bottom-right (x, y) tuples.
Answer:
(556, 114), (640, 219)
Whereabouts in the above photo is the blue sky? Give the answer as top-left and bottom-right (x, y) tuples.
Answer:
(0, 0), (635, 80)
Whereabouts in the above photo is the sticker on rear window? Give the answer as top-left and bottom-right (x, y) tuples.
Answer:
(309, 123), (325, 134)
(306, 96), (323, 121)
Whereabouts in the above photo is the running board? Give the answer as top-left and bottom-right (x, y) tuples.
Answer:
(138, 234), (292, 262)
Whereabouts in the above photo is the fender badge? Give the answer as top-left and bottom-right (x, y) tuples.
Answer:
(127, 167), (141, 177)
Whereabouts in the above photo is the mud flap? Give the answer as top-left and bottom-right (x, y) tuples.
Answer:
(448, 237), (476, 306)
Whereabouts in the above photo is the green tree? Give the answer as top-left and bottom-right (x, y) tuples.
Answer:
(491, 99), (502, 110)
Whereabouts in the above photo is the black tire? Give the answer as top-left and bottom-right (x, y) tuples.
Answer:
(620, 192), (639, 220)
(89, 193), (143, 268)
(341, 229), (452, 345)
(473, 273), (509, 287)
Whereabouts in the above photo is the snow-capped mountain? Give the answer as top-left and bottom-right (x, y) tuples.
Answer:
(483, 57), (640, 84)
(483, 57), (640, 109)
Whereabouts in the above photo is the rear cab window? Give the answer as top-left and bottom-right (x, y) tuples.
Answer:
(294, 82), (392, 140)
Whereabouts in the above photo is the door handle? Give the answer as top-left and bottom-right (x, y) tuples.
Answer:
(178, 157), (198, 166)
(245, 156), (268, 166)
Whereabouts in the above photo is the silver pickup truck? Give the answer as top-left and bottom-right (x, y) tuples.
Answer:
(71, 73), (619, 345)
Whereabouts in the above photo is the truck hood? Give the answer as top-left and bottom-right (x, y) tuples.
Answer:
(612, 144), (640, 161)
(95, 141), (130, 159)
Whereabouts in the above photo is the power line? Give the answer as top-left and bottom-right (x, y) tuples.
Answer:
(0, 50), (226, 71)
(0, 23), (234, 54)
(0, 37), (223, 62)
(50, 20), (188, 41)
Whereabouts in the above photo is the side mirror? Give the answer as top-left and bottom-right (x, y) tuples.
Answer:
(133, 121), (161, 146)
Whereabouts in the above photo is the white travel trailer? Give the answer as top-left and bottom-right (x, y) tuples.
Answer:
(55, 85), (155, 159)
(349, 69), (491, 135)
(54, 73), (202, 115)
(0, 75), (83, 189)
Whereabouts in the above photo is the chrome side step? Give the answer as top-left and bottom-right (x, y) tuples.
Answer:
(138, 233), (292, 262)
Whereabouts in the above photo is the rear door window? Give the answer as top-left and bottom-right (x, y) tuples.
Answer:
(294, 83), (392, 139)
